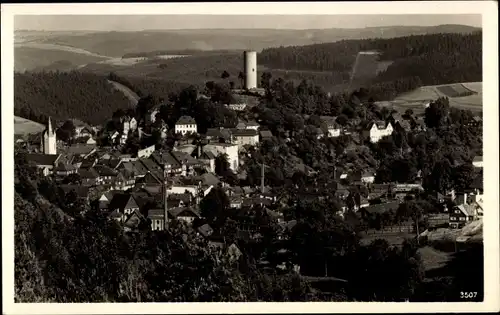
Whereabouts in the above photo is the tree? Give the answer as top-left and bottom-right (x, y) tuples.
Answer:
(56, 120), (77, 143)
(221, 70), (230, 80)
(199, 187), (230, 224)
(452, 163), (475, 193)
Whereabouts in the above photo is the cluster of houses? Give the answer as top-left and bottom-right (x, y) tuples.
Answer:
(17, 98), (484, 238)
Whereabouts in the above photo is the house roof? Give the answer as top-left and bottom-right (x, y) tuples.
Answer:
(171, 151), (198, 165)
(151, 151), (181, 169)
(109, 193), (139, 211)
(55, 163), (77, 172)
(148, 208), (165, 219)
(168, 207), (200, 219)
(94, 165), (118, 177)
(176, 116), (196, 125)
(362, 201), (400, 214)
(131, 160), (149, 175)
(246, 121), (260, 127)
(200, 151), (216, 160)
(473, 156), (482, 163)
(124, 210), (145, 229)
(206, 128), (232, 140)
(23, 153), (60, 166)
(456, 204), (477, 217)
(65, 144), (96, 156)
(260, 130), (273, 138)
(232, 129), (259, 137)
(141, 156), (165, 173)
(197, 224), (213, 237)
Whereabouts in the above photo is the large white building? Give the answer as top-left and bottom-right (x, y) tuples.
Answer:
(175, 116), (197, 135)
(363, 121), (394, 143)
(41, 117), (57, 155)
(203, 143), (239, 171)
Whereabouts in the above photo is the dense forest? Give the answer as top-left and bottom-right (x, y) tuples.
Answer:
(14, 71), (132, 125)
(14, 71), (190, 126)
(259, 32), (482, 78)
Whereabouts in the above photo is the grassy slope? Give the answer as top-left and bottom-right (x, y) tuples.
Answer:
(15, 46), (108, 72)
(393, 82), (482, 112)
(14, 116), (46, 135)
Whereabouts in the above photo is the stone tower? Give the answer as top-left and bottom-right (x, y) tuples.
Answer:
(41, 117), (57, 155)
(243, 51), (257, 90)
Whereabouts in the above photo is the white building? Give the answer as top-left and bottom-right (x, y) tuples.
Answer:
(175, 116), (197, 135)
(363, 121), (394, 143)
(245, 121), (260, 131)
(137, 145), (156, 158)
(226, 103), (247, 111)
(41, 117), (57, 155)
(472, 156), (483, 168)
(203, 143), (239, 171)
(231, 129), (259, 148)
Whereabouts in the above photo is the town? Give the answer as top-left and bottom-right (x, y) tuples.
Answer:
(12, 17), (486, 303)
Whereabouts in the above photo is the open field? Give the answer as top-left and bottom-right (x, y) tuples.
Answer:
(15, 46), (109, 72)
(107, 80), (140, 106)
(14, 116), (45, 135)
(390, 82), (482, 113)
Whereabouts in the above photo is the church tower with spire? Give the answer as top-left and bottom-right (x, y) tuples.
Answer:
(41, 117), (57, 155)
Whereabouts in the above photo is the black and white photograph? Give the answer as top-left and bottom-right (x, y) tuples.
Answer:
(2, 2), (499, 313)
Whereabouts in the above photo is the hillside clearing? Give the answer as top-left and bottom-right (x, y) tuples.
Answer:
(14, 116), (45, 135)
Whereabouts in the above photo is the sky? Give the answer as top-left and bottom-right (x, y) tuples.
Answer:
(14, 14), (482, 31)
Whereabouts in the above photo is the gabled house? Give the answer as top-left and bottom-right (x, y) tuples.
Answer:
(231, 128), (259, 148)
(65, 144), (97, 158)
(114, 170), (136, 190)
(362, 121), (394, 143)
(205, 127), (233, 143)
(78, 168), (101, 186)
(175, 116), (197, 135)
(54, 162), (77, 177)
(449, 204), (479, 229)
(23, 153), (62, 176)
(108, 193), (140, 219)
(93, 165), (119, 185)
(123, 210), (146, 232)
(168, 207), (201, 224)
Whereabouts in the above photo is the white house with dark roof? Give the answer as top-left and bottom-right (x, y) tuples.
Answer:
(175, 116), (197, 135)
(362, 121), (394, 143)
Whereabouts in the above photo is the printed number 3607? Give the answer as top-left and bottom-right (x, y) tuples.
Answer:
(461, 292), (478, 299)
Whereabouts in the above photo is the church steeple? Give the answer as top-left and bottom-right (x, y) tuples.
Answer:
(47, 117), (53, 135)
(41, 116), (57, 155)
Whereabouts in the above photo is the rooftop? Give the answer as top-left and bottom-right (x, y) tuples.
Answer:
(176, 116), (196, 125)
